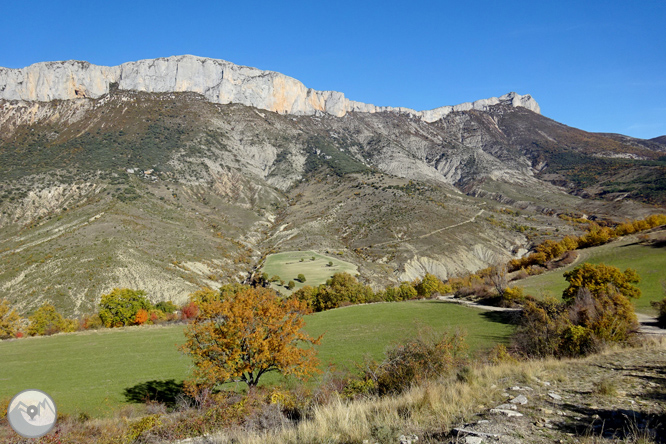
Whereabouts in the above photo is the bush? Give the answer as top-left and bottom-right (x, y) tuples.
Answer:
(514, 283), (640, 358)
(360, 329), (468, 395)
(297, 274), (306, 283)
(134, 309), (149, 325)
(500, 286), (526, 307)
(562, 263), (641, 302)
(415, 273), (450, 298)
(181, 301), (199, 320)
(81, 313), (103, 330)
(27, 303), (78, 336)
(98, 288), (152, 327)
(0, 299), (21, 339)
(155, 300), (179, 313)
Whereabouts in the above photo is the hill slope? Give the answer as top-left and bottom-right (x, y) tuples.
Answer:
(0, 57), (664, 315)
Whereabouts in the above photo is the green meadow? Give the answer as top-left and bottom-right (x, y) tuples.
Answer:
(262, 250), (358, 294)
(519, 238), (666, 313)
(0, 301), (512, 416)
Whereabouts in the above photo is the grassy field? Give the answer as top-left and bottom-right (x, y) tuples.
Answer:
(262, 250), (358, 294)
(519, 236), (666, 313)
(0, 301), (512, 416)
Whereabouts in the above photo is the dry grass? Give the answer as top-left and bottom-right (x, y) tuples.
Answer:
(213, 359), (568, 444)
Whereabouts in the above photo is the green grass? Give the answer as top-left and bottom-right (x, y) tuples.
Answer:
(303, 300), (514, 367)
(0, 326), (190, 417)
(0, 301), (512, 416)
(519, 238), (666, 313)
(262, 250), (358, 294)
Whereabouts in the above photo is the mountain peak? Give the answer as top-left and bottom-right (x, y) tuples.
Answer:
(0, 55), (540, 120)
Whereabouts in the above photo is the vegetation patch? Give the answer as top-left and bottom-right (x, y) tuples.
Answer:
(518, 235), (666, 313)
(0, 300), (512, 415)
(262, 250), (358, 294)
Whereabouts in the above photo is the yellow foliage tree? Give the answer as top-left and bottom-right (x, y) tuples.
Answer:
(0, 299), (21, 339)
(27, 303), (77, 336)
(562, 263), (641, 302)
(181, 286), (321, 388)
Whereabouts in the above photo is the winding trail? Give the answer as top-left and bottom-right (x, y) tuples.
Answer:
(374, 208), (485, 248)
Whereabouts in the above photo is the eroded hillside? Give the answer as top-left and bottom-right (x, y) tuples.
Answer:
(1, 86), (664, 315)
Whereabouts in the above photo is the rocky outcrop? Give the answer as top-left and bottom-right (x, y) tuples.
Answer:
(0, 55), (540, 121)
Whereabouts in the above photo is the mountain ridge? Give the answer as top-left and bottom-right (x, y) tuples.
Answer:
(0, 58), (664, 316)
(0, 55), (540, 120)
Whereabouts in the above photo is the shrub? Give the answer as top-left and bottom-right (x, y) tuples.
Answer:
(155, 300), (179, 313)
(415, 273), (450, 298)
(514, 283), (639, 358)
(181, 301), (199, 320)
(134, 309), (149, 325)
(297, 274), (306, 283)
(287, 281), (296, 290)
(81, 313), (103, 330)
(98, 288), (152, 327)
(311, 273), (374, 311)
(361, 329), (468, 395)
(0, 299), (21, 339)
(500, 286), (526, 307)
(27, 303), (78, 336)
(562, 263), (641, 302)
(513, 298), (566, 358)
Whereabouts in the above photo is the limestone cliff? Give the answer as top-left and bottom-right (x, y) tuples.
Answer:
(0, 55), (540, 120)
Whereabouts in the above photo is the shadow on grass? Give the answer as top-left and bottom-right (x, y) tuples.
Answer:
(647, 238), (666, 249)
(479, 310), (520, 325)
(123, 379), (185, 406)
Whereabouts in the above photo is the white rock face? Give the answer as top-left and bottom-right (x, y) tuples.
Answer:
(0, 55), (540, 120)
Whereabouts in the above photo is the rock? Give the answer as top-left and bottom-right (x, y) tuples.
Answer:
(510, 394), (528, 405)
(399, 434), (418, 444)
(548, 392), (562, 400)
(490, 408), (524, 417)
(0, 56), (541, 121)
(495, 403), (518, 410)
(465, 437), (484, 444)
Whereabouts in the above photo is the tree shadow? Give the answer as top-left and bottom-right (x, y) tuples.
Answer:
(123, 379), (185, 407)
(479, 310), (521, 326)
(647, 238), (666, 249)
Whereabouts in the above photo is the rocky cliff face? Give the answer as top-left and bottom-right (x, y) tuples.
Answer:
(0, 55), (540, 120)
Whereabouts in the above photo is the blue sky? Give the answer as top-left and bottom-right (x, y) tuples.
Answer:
(1, 0), (664, 139)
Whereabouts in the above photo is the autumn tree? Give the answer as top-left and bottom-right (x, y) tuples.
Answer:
(0, 299), (21, 339)
(181, 286), (321, 388)
(98, 288), (152, 327)
(515, 264), (642, 358)
(562, 263), (641, 302)
(27, 303), (77, 336)
(489, 265), (508, 297)
(415, 273), (450, 298)
(134, 309), (149, 325)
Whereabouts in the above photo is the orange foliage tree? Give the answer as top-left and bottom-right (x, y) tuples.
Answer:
(134, 309), (149, 325)
(181, 286), (321, 388)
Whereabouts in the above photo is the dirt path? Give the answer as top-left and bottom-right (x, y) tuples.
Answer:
(374, 208), (485, 247)
(437, 295), (666, 336)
